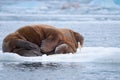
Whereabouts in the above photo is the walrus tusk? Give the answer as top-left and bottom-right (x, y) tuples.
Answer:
(78, 42), (81, 48)
(78, 42), (82, 52)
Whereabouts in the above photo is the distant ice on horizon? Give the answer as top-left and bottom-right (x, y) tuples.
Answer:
(90, 0), (120, 7)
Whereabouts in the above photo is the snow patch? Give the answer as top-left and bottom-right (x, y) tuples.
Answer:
(0, 47), (120, 63)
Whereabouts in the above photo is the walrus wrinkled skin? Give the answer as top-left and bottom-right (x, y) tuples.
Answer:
(2, 24), (84, 56)
(54, 28), (84, 54)
(2, 24), (64, 56)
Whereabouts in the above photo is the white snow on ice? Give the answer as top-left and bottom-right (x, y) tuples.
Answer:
(0, 47), (120, 63)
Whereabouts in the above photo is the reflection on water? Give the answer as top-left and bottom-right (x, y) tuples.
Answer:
(3, 62), (62, 71)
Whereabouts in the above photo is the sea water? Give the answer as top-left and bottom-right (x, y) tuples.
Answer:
(0, 0), (120, 80)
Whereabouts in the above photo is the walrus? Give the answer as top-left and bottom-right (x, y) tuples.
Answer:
(2, 24), (84, 56)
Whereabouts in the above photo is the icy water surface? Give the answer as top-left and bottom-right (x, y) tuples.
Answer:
(0, 62), (120, 80)
(0, 0), (120, 80)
